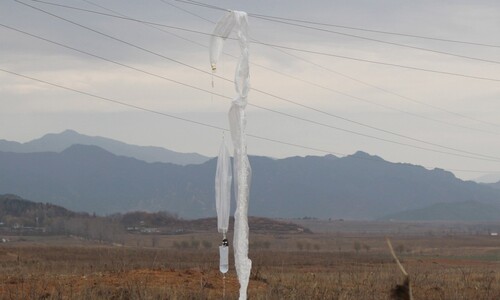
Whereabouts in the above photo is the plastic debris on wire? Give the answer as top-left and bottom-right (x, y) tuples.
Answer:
(215, 139), (232, 274)
(210, 10), (252, 300)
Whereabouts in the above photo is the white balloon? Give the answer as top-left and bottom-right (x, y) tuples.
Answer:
(210, 11), (252, 300)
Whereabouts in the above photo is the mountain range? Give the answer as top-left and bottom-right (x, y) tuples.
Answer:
(1, 140), (499, 220)
(0, 130), (209, 165)
(475, 172), (500, 184)
(488, 182), (500, 190)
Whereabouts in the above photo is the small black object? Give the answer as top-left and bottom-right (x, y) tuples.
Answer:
(222, 238), (229, 247)
(391, 278), (411, 300)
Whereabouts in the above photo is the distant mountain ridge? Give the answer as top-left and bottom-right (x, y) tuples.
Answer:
(488, 181), (500, 190)
(0, 130), (209, 165)
(474, 172), (500, 184)
(1, 144), (499, 220)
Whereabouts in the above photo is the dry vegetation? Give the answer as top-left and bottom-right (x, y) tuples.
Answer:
(0, 221), (499, 299)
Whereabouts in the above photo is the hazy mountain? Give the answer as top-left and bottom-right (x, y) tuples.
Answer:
(474, 173), (500, 184)
(1, 145), (499, 219)
(488, 181), (500, 190)
(379, 201), (500, 221)
(0, 130), (209, 165)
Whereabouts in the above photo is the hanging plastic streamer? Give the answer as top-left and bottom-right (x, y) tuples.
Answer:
(210, 10), (252, 300)
(215, 138), (231, 274)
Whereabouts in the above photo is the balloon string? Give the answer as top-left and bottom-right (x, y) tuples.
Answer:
(211, 71), (215, 102)
(222, 273), (226, 299)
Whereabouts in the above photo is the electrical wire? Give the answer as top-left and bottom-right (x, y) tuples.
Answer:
(252, 14), (500, 66)
(82, 0), (214, 57)
(248, 40), (500, 82)
(177, 0), (500, 66)
(4, 0), (499, 175)
(158, 0), (213, 23)
(0, 66), (497, 175)
(23, 0), (500, 132)
(158, 0), (500, 134)
(267, 44), (500, 129)
(9, 0), (500, 161)
(0, 68), (226, 132)
(21, 0), (500, 83)
(176, 0), (500, 49)
(0, 24), (230, 99)
(4, 18), (500, 163)
(0, 67), (346, 157)
(4, 24), (500, 164)
(158, 0), (500, 130)
(252, 15), (500, 49)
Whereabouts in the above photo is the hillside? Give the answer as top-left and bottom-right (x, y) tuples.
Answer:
(0, 194), (308, 235)
(1, 145), (500, 219)
(0, 194), (101, 238)
(0, 130), (209, 165)
(116, 211), (308, 234)
(0, 194), (81, 227)
(379, 201), (500, 221)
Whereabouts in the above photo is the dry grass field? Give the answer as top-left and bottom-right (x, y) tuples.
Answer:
(0, 221), (499, 299)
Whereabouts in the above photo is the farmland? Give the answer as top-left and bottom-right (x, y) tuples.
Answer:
(0, 220), (499, 299)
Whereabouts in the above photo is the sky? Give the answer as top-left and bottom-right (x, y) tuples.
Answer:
(1, 0), (500, 182)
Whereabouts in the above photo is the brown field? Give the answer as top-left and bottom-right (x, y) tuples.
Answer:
(0, 220), (499, 299)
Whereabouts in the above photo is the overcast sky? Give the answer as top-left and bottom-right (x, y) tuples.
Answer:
(1, 0), (500, 181)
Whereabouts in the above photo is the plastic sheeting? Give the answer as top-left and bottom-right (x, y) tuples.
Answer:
(215, 139), (232, 234)
(210, 10), (252, 300)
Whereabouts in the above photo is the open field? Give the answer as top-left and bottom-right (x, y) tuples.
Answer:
(0, 221), (499, 299)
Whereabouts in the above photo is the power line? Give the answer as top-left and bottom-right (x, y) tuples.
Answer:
(158, 0), (214, 23)
(1, 67), (498, 174)
(155, 0), (500, 130)
(268, 44), (500, 130)
(249, 40), (500, 82)
(251, 15), (500, 66)
(174, 0), (227, 12)
(82, 0), (213, 56)
(250, 14), (500, 50)
(3, 24), (497, 163)
(25, 0), (500, 134)
(169, 0), (500, 128)
(159, 0), (500, 134)
(6, 2), (500, 175)
(4, 25), (500, 164)
(253, 55), (500, 136)
(5, 14), (500, 163)
(10, 1), (500, 161)
(0, 23), (230, 99)
(21, 0), (500, 83)
(0, 68), (226, 132)
(254, 63), (499, 136)
(176, 0), (500, 49)
(0, 67), (355, 158)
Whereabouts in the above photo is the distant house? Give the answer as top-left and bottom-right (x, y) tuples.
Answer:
(491, 232), (498, 236)
(141, 228), (160, 234)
